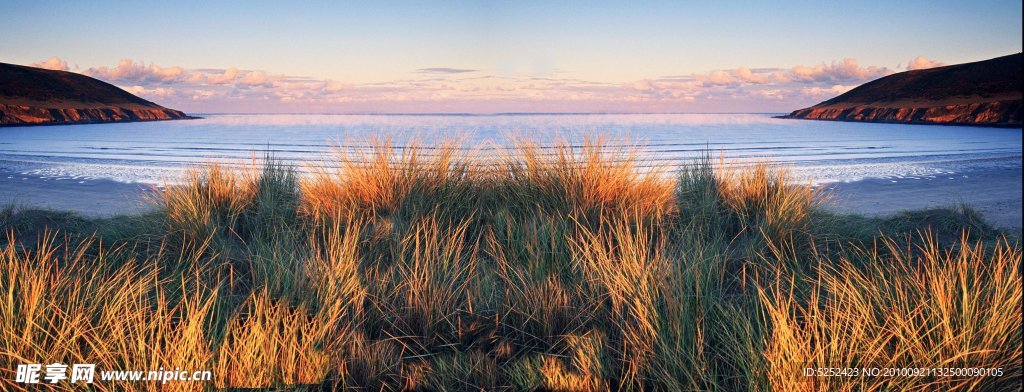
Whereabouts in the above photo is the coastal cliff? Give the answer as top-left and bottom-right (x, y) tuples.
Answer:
(783, 53), (1022, 127)
(0, 62), (191, 126)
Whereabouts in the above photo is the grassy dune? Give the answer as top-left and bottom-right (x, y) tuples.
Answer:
(1, 139), (1021, 391)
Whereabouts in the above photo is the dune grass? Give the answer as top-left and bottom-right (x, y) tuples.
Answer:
(1, 139), (1020, 391)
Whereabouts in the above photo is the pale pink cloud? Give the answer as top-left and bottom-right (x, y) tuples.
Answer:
(124, 85), (176, 99)
(85, 59), (186, 84)
(631, 80), (655, 92)
(80, 59), (284, 88)
(189, 89), (217, 101)
(205, 67), (241, 84)
(31, 56), (910, 113)
(789, 58), (891, 83)
(699, 70), (737, 85)
(756, 89), (785, 100)
(800, 84), (857, 99)
(906, 56), (945, 70)
(688, 67), (791, 87)
(30, 56), (69, 71)
(238, 70), (277, 87)
(735, 67), (771, 84)
(205, 68), (282, 87)
(771, 70), (791, 83)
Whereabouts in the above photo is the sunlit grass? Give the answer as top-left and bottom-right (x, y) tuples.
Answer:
(1, 137), (1020, 390)
(759, 234), (1022, 391)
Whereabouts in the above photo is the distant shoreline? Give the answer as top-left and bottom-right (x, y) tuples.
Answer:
(0, 115), (201, 128)
(775, 115), (1024, 128)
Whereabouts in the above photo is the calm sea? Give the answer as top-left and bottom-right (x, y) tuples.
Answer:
(0, 113), (1020, 184)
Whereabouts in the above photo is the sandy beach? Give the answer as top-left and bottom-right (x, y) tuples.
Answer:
(0, 170), (155, 217)
(821, 165), (1022, 229)
(2, 164), (1020, 229)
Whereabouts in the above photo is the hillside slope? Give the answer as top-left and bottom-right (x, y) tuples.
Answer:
(0, 62), (190, 126)
(783, 53), (1022, 127)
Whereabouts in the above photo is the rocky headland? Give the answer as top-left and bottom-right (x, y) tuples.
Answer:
(1, 62), (191, 126)
(783, 53), (1022, 127)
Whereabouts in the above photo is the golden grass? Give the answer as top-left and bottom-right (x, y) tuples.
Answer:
(500, 136), (675, 219)
(300, 138), (477, 222)
(715, 162), (820, 239)
(1, 138), (1020, 390)
(760, 234), (1022, 391)
(160, 163), (259, 241)
(0, 233), (216, 392)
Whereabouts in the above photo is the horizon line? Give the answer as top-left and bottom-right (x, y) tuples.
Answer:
(186, 111), (791, 116)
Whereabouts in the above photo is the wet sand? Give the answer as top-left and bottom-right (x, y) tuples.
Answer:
(2, 166), (1021, 229)
(820, 165), (1022, 229)
(0, 171), (156, 217)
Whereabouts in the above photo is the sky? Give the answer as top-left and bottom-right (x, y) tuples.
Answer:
(2, 0), (1021, 114)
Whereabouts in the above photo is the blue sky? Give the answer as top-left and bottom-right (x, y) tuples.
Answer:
(2, 0), (1021, 113)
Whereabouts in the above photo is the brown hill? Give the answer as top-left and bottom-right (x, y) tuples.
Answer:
(783, 53), (1022, 127)
(0, 62), (191, 126)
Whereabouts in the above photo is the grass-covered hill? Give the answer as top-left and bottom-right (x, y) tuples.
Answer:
(0, 62), (190, 126)
(784, 53), (1022, 127)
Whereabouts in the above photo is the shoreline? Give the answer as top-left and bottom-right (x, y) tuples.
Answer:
(0, 115), (201, 128)
(775, 115), (1023, 129)
(1, 165), (1021, 228)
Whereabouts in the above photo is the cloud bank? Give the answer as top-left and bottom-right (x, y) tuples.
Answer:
(29, 55), (945, 113)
